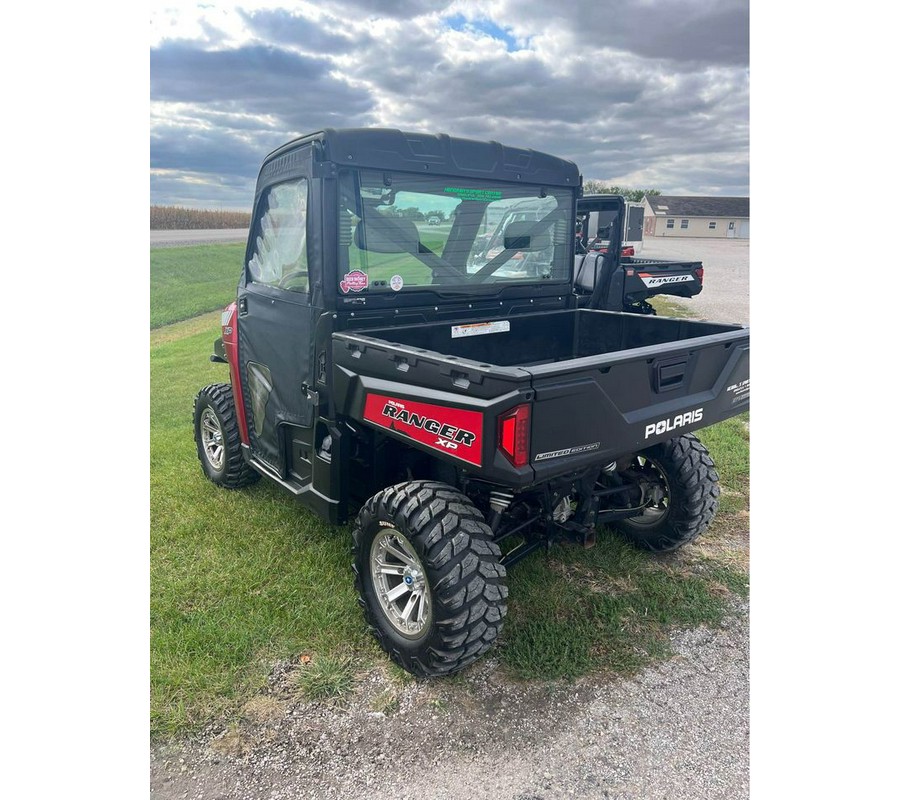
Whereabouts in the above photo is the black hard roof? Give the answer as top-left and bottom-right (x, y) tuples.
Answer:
(263, 128), (581, 188)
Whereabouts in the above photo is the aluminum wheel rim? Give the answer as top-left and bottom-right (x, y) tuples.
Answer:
(370, 528), (432, 639)
(200, 408), (225, 471)
(628, 455), (671, 527)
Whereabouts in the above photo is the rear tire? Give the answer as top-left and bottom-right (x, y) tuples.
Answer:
(193, 383), (260, 489)
(613, 433), (719, 552)
(352, 481), (508, 677)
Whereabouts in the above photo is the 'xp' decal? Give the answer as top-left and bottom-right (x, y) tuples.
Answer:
(363, 394), (483, 466)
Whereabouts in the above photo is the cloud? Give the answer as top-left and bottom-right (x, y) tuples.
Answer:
(474, 0), (749, 67)
(150, 37), (375, 206)
(328, 0), (456, 19)
(149, 1), (749, 208)
(150, 41), (372, 123)
(238, 8), (366, 53)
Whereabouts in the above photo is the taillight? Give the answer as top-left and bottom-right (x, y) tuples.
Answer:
(696, 267), (704, 284)
(622, 246), (635, 256)
(498, 403), (531, 467)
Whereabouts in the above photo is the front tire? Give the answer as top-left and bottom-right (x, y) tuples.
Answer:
(352, 481), (508, 677)
(193, 383), (260, 489)
(613, 433), (719, 552)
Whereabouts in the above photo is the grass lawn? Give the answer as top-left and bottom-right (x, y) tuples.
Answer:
(150, 231), (450, 329)
(350, 229), (449, 286)
(150, 245), (749, 739)
(650, 296), (697, 318)
(150, 243), (244, 328)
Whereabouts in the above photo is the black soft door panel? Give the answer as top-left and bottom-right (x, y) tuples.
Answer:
(237, 284), (315, 473)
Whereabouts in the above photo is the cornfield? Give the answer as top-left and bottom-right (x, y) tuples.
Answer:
(150, 206), (251, 230)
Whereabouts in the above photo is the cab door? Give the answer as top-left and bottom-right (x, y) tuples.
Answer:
(236, 162), (317, 478)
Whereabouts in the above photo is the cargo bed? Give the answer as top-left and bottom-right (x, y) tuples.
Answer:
(333, 308), (749, 486)
(352, 308), (735, 366)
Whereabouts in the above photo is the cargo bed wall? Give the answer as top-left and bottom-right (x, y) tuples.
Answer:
(356, 309), (740, 367)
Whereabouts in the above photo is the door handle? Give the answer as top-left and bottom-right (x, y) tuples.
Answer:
(301, 382), (319, 404)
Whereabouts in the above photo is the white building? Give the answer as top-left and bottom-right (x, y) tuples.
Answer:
(641, 195), (749, 239)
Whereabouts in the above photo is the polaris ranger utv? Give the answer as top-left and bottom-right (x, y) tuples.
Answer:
(575, 194), (704, 315)
(193, 128), (750, 678)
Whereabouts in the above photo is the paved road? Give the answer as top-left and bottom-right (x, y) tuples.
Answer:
(640, 237), (749, 325)
(150, 229), (249, 248)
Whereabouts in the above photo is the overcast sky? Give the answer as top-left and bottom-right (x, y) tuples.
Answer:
(150, 0), (749, 209)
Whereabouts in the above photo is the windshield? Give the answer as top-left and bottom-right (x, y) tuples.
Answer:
(338, 170), (573, 293)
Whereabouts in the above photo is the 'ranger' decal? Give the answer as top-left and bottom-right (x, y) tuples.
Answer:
(363, 394), (483, 466)
(639, 273), (693, 288)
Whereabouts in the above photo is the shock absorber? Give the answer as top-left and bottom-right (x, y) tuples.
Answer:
(488, 490), (514, 532)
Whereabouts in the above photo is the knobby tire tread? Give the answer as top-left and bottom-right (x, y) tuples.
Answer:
(352, 481), (508, 677)
(193, 383), (260, 489)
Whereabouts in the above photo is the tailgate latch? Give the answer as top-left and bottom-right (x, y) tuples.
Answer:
(653, 357), (688, 393)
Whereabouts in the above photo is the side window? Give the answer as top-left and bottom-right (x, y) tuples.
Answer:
(666, 218), (674, 229)
(708, 221), (717, 230)
(680, 219), (689, 229)
(248, 178), (309, 293)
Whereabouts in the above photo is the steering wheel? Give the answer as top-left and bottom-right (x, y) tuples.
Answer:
(277, 270), (309, 289)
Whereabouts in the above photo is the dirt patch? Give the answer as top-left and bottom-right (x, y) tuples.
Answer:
(690, 513), (750, 572)
(240, 696), (285, 726)
(548, 560), (640, 596)
(208, 727), (251, 758)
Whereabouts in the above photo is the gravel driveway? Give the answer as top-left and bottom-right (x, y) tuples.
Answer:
(640, 237), (749, 325)
(151, 601), (748, 800)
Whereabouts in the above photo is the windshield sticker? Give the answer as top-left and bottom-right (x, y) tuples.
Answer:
(390, 274), (404, 292)
(451, 320), (510, 339)
(443, 187), (503, 201)
(340, 269), (369, 294)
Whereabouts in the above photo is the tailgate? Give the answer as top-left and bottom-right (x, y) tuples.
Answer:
(526, 328), (749, 481)
(624, 257), (703, 298)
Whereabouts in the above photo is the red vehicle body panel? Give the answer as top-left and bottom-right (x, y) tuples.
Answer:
(363, 393), (484, 467)
(221, 303), (250, 445)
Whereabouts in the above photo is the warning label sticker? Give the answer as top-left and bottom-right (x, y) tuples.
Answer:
(451, 320), (510, 339)
(727, 378), (750, 405)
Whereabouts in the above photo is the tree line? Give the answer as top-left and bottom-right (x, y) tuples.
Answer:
(150, 206), (252, 230)
(582, 181), (661, 204)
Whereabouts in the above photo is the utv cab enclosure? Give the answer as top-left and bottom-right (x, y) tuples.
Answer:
(194, 128), (750, 678)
